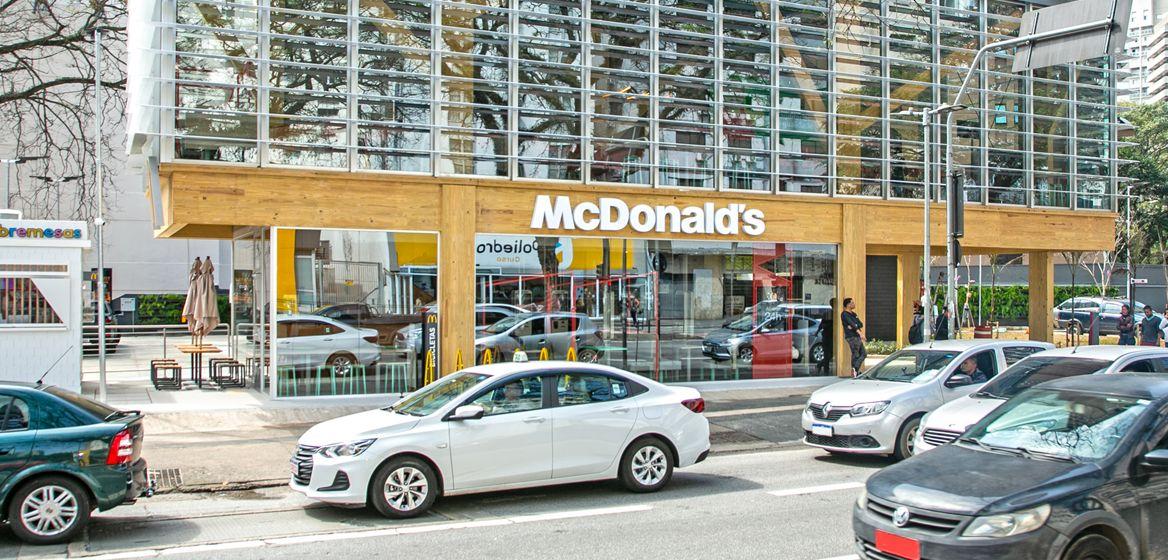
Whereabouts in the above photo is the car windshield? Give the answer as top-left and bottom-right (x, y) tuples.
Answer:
(860, 350), (961, 383)
(390, 372), (489, 416)
(964, 388), (1150, 462)
(977, 357), (1111, 399)
(484, 315), (525, 334)
(723, 314), (759, 332)
(44, 385), (119, 421)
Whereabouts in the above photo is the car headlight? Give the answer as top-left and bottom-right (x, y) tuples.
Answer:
(850, 401), (890, 417)
(962, 504), (1051, 538)
(856, 488), (869, 509)
(316, 439), (376, 458)
(726, 337), (744, 347)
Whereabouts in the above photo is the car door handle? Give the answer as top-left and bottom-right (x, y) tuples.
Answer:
(0, 448), (12, 456)
(523, 416), (546, 424)
(322, 338), (334, 342)
(610, 406), (631, 414)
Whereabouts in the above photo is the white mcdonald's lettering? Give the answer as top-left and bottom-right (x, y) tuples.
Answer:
(530, 195), (765, 236)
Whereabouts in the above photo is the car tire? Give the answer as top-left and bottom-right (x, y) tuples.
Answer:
(619, 437), (674, 493)
(810, 343), (824, 364)
(326, 352), (358, 377)
(893, 416), (922, 461)
(368, 456), (439, 519)
(7, 476), (92, 545)
(736, 346), (755, 364)
(577, 348), (601, 363)
(1062, 534), (1122, 560)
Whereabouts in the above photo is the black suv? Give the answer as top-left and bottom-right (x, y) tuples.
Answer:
(854, 374), (1168, 560)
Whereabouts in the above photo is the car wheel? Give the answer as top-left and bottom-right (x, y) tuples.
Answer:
(893, 416), (922, 461)
(577, 348), (601, 363)
(326, 352), (357, 377)
(619, 437), (674, 493)
(810, 343), (824, 364)
(8, 476), (92, 545)
(1062, 534), (1122, 560)
(736, 346), (755, 364)
(369, 457), (439, 519)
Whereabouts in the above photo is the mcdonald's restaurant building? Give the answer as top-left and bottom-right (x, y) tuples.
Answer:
(127, 0), (1120, 398)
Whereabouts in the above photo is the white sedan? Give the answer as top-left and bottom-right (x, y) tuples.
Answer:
(290, 361), (710, 517)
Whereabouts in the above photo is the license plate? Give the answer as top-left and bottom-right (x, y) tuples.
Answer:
(811, 423), (833, 437)
(875, 530), (920, 560)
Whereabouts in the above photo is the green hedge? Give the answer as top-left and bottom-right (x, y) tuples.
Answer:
(936, 285), (1119, 323)
(132, 294), (230, 326)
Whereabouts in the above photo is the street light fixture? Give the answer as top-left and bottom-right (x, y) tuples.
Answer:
(1, 155), (47, 209)
(31, 174), (83, 219)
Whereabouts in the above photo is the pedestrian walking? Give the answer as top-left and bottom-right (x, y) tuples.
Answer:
(1116, 304), (1136, 346)
(908, 301), (924, 345)
(1138, 305), (1165, 347)
(933, 307), (951, 341)
(814, 299), (835, 375)
(625, 289), (641, 331)
(841, 297), (866, 376)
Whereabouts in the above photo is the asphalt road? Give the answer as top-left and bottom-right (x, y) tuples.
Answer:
(0, 447), (894, 560)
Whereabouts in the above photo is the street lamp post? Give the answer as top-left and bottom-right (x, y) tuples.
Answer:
(1, 156), (47, 210)
(95, 25), (110, 402)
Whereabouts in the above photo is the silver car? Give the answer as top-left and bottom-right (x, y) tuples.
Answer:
(475, 312), (604, 362)
(801, 339), (1053, 460)
(914, 345), (1168, 454)
(276, 314), (382, 375)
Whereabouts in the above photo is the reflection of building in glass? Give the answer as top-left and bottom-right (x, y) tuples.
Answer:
(130, 0), (1123, 209)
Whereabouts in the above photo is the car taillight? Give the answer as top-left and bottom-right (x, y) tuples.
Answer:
(363, 334), (379, 344)
(682, 398), (705, 414)
(107, 429), (134, 465)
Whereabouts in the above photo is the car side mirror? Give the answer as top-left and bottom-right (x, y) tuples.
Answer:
(449, 405), (485, 421)
(1140, 449), (1168, 471)
(945, 373), (974, 388)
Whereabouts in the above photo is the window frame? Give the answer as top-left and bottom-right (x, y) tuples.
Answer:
(553, 371), (636, 407)
(460, 373), (555, 417)
(0, 394), (32, 433)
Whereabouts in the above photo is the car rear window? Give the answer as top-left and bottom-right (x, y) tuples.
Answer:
(979, 357), (1112, 399)
(43, 386), (119, 422)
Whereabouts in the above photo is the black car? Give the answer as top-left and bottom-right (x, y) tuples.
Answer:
(1052, 297), (1149, 335)
(853, 374), (1168, 560)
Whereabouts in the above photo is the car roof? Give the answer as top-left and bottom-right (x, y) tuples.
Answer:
(902, 339), (1050, 351)
(1038, 373), (1168, 400)
(1027, 345), (1168, 360)
(460, 361), (636, 378)
(278, 313), (341, 323)
(0, 381), (44, 391)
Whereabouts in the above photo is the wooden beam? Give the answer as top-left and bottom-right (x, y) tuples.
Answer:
(1029, 252), (1055, 343)
(838, 206), (867, 377)
(439, 184), (477, 376)
(897, 253), (921, 348)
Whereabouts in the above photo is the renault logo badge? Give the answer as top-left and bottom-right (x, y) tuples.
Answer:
(892, 506), (911, 528)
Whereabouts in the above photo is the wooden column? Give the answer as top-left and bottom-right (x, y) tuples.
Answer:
(439, 184), (477, 375)
(1028, 251), (1055, 343)
(897, 252), (921, 348)
(837, 206), (867, 377)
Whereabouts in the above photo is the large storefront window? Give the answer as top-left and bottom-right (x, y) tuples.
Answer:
(473, 235), (837, 381)
(272, 228), (438, 397)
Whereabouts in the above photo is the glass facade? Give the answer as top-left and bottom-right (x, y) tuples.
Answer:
(270, 228), (438, 397)
(471, 235), (838, 380)
(140, 0), (1122, 209)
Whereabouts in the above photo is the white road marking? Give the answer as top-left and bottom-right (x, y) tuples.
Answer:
(816, 555), (859, 560)
(80, 504), (654, 559)
(767, 481), (865, 498)
(704, 404), (805, 418)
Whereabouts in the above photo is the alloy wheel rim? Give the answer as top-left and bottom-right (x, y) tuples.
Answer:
(332, 356), (353, 376)
(738, 348), (753, 363)
(384, 466), (428, 511)
(20, 485), (79, 537)
(905, 426), (919, 456)
(631, 446), (667, 486)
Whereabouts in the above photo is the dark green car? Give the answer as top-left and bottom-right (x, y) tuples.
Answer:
(0, 382), (149, 544)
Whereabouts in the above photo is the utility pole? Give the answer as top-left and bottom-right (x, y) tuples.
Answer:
(95, 26), (109, 402)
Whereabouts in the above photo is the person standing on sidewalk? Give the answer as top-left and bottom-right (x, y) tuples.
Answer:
(933, 307), (951, 341)
(1138, 305), (1165, 347)
(1117, 304), (1135, 346)
(814, 299), (835, 375)
(908, 302), (924, 345)
(841, 297), (866, 376)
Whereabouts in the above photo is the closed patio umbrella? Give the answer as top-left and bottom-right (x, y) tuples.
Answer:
(195, 257), (220, 339)
(181, 257), (203, 342)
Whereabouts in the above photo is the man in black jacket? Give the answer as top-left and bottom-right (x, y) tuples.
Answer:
(841, 297), (866, 376)
(934, 307), (951, 341)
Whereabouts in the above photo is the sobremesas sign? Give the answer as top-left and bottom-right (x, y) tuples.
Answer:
(530, 195), (766, 236)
